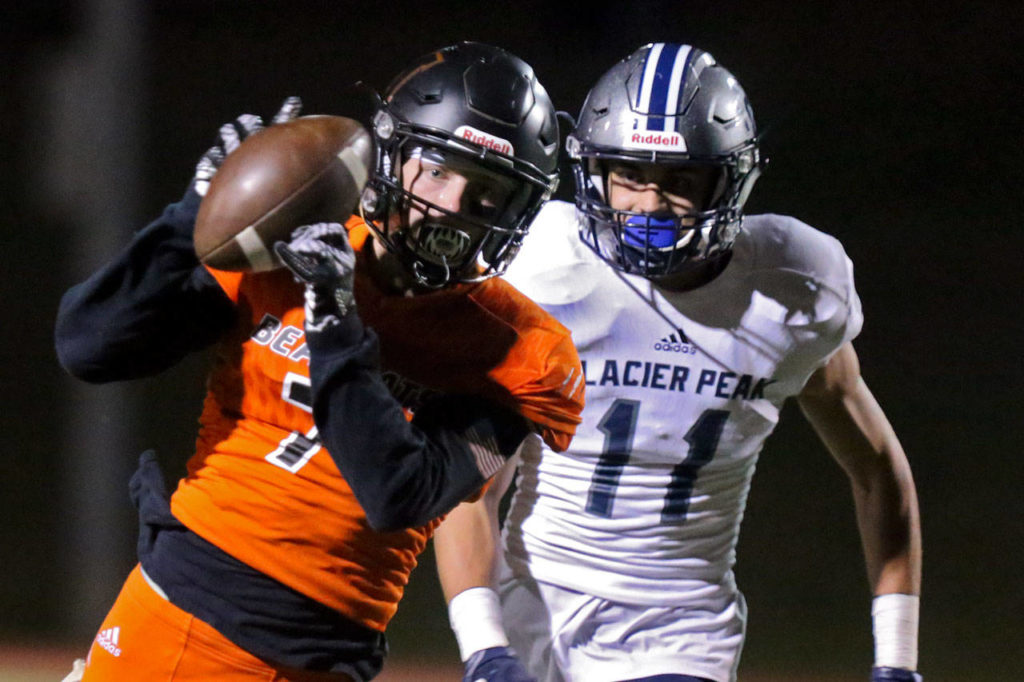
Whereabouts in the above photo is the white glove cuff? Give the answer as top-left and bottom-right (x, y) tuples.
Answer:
(872, 593), (919, 669)
(448, 586), (509, 662)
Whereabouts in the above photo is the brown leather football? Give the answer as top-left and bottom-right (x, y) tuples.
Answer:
(194, 115), (373, 271)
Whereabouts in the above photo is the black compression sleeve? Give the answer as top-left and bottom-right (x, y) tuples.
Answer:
(307, 315), (531, 531)
(55, 192), (236, 382)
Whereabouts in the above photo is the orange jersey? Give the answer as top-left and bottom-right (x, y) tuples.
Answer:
(170, 218), (583, 632)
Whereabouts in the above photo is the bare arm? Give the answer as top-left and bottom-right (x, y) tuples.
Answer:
(435, 455), (518, 602)
(433, 455), (524, 672)
(797, 341), (922, 596)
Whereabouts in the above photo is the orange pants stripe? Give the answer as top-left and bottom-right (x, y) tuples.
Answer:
(81, 564), (355, 681)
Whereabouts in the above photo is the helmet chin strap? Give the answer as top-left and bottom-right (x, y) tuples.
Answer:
(411, 257), (451, 290)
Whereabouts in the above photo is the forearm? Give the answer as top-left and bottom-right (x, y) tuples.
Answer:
(434, 461), (517, 662)
(848, 441), (922, 596)
(844, 443), (923, 670)
(55, 193), (234, 381)
(435, 458), (516, 599)
(436, 500), (503, 601)
(308, 317), (531, 531)
(809, 431), (922, 673)
(799, 344), (922, 674)
(803, 379), (921, 594)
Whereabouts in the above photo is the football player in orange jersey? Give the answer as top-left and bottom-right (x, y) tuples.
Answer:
(55, 43), (582, 682)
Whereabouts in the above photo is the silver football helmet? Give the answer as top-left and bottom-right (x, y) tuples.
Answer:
(568, 43), (763, 277)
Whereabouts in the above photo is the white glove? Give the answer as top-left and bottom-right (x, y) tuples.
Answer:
(191, 95), (303, 197)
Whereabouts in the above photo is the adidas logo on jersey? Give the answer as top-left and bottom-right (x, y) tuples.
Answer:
(653, 328), (696, 355)
(95, 626), (122, 657)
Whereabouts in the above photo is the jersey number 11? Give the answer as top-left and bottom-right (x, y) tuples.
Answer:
(585, 400), (729, 523)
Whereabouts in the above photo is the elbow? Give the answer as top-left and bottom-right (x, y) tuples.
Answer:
(356, 475), (468, 532)
(362, 502), (432, 533)
(54, 315), (174, 383)
(363, 488), (482, 533)
(365, 514), (410, 534)
(55, 319), (143, 383)
(55, 309), (99, 381)
(332, 452), (438, 531)
(55, 335), (111, 384)
(58, 357), (115, 384)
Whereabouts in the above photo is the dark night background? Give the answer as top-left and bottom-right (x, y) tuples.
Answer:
(2, 1), (1021, 680)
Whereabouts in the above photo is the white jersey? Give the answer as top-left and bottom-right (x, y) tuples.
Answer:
(501, 200), (862, 606)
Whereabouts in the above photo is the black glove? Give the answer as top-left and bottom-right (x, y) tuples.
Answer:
(274, 222), (357, 331)
(462, 647), (535, 682)
(872, 667), (923, 682)
(190, 96), (303, 198)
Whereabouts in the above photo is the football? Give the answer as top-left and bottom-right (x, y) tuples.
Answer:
(194, 115), (374, 271)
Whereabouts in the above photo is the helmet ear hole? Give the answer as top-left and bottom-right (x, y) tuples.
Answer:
(373, 111), (395, 141)
(735, 164), (762, 211)
(360, 185), (382, 218)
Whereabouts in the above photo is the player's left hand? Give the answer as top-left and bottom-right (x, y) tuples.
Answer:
(871, 667), (923, 682)
(275, 222), (357, 330)
(462, 646), (536, 682)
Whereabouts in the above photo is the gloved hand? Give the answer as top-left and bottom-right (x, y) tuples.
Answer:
(190, 95), (303, 198)
(872, 667), (923, 682)
(462, 646), (535, 682)
(275, 222), (357, 331)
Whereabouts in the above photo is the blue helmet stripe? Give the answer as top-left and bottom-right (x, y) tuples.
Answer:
(645, 43), (682, 131)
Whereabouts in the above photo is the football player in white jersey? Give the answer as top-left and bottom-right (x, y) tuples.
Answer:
(433, 43), (922, 682)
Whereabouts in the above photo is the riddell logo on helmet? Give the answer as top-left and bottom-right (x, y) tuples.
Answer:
(455, 125), (514, 155)
(625, 131), (687, 151)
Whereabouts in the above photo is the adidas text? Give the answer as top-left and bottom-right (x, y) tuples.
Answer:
(653, 341), (697, 354)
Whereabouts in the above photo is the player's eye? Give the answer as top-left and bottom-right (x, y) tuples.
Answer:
(610, 166), (645, 187)
(665, 174), (694, 196)
(465, 192), (498, 219)
(476, 202), (500, 220)
(420, 161), (448, 180)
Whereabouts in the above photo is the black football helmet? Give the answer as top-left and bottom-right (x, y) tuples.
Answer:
(360, 42), (559, 288)
(569, 43), (763, 277)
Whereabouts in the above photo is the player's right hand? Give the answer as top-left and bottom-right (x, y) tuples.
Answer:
(275, 222), (357, 330)
(190, 96), (303, 198)
(462, 646), (535, 682)
(871, 667), (923, 682)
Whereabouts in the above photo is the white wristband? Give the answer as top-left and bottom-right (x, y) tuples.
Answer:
(448, 587), (509, 662)
(872, 593), (919, 669)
